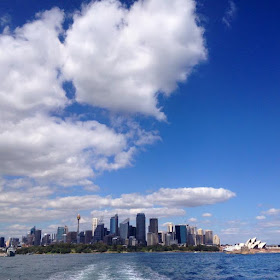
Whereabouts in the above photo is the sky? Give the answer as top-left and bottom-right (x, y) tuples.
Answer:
(0, 0), (279, 245)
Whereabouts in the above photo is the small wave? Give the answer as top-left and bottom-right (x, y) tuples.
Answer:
(48, 263), (96, 280)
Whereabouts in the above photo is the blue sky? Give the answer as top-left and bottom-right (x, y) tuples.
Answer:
(0, 0), (279, 244)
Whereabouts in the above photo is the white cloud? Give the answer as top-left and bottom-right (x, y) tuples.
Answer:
(188, 217), (197, 222)
(202, 212), (212, 217)
(256, 215), (266, 220)
(0, 0), (209, 237)
(63, 0), (206, 120)
(264, 208), (280, 216)
(147, 187), (236, 207)
(222, 0), (237, 28)
(0, 8), (67, 122)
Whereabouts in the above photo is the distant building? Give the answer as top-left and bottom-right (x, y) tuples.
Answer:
(167, 223), (173, 233)
(79, 232), (85, 244)
(120, 218), (129, 242)
(129, 225), (136, 237)
(42, 234), (51, 246)
(136, 213), (146, 245)
(0, 237), (5, 248)
(129, 236), (137, 246)
(57, 227), (65, 243)
(188, 234), (196, 246)
(196, 228), (204, 245)
(92, 218), (99, 235)
(148, 218), (159, 245)
(149, 218), (158, 234)
(147, 232), (159, 246)
(34, 230), (41, 246)
(205, 230), (213, 245)
(213, 235), (220, 246)
(85, 230), (93, 244)
(94, 223), (105, 242)
(175, 225), (187, 245)
(110, 214), (118, 236)
(66, 231), (77, 244)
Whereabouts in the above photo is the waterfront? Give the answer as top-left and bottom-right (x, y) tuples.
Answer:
(1, 252), (280, 279)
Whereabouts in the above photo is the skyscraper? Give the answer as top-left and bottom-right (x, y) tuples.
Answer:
(213, 234), (220, 246)
(110, 214), (118, 236)
(0, 237), (5, 248)
(94, 223), (105, 242)
(92, 218), (99, 234)
(57, 227), (65, 242)
(175, 225), (187, 244)
(136, 213), (146, 245)
(148, 218), (158, 234)
(148, 218), (159, 245)
(205, 230), (213, 245)
(120, 218), (129, 241)
(34, 229), (41, 246)
(167, 223), (173, 233)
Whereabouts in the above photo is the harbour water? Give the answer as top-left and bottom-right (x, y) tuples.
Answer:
(1, 252), (280, 280)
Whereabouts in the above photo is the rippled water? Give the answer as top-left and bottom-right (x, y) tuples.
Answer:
(1, 252), (280, 280)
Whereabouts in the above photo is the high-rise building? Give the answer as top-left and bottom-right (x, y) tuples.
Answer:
(147, 232), (159, 246)
(57, 227), (65, 242)
(42, 234), (51, 246)
(148, 218), (159, 245)
(129, 225), (136, 237)
(175, 225), (187, 245)
(94, 223), (105, 242)
(213, 234), (220, 246)
(0, 237), (5, 247)
(148, 218), (158, 234)
(196, 228), (204, 245)
(30, 226), (36, 235)
(120, 218), (129, 241)
(85, 230), (93, 244)
(66, 231), (77, 243)
(205, 230), (213, 245)
(136, 213), (146, 245)
(167, 223), (173, 233)
(92, 218), (99, 234)
(34, 230), (41, 246)
(110, 214), (118, 236)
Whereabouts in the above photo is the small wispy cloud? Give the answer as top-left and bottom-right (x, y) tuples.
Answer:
(222, 0), (237, 28)
(256, 215), (266, 220)
(202, 213), (212, 217)
(0, 14), (11, 27)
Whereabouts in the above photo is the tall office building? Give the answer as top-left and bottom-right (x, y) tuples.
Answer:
(66, 231), (77, 243)
(110, 214), (118, 236)
(167, 223), (173, 233)
(136, 213), (146, 245)
(92, 218), (99, 234)
(148, 218), (158, 234)
(34, 229), (41, 246)
(129, 225), (136, 237)
(175, 225), (187, 244)
(30, 226), (36, 235)
(57, 227), (65, 242)
(213, 234), (220, 246)
(85, 230), (93, 244)
(0, 237), (5, 247)
(196, 228), (204, 245)
(205, 230), (213, 245)
(94, 223), (105, 242)
(120, 218), (129, 241)
(42, 234), (50, 246)
(148, 218), (159, 245)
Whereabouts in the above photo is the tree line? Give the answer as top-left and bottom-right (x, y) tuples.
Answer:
(16, 243), (219, 254)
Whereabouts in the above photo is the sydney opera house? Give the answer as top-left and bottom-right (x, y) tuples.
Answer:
(224, 237), (266, 252)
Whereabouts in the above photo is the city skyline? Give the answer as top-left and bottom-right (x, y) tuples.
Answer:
(0, 0), (280, 245)
(0, 212), (221, 248)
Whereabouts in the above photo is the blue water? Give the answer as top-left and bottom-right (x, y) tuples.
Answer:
(0, 252), (280, 280)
